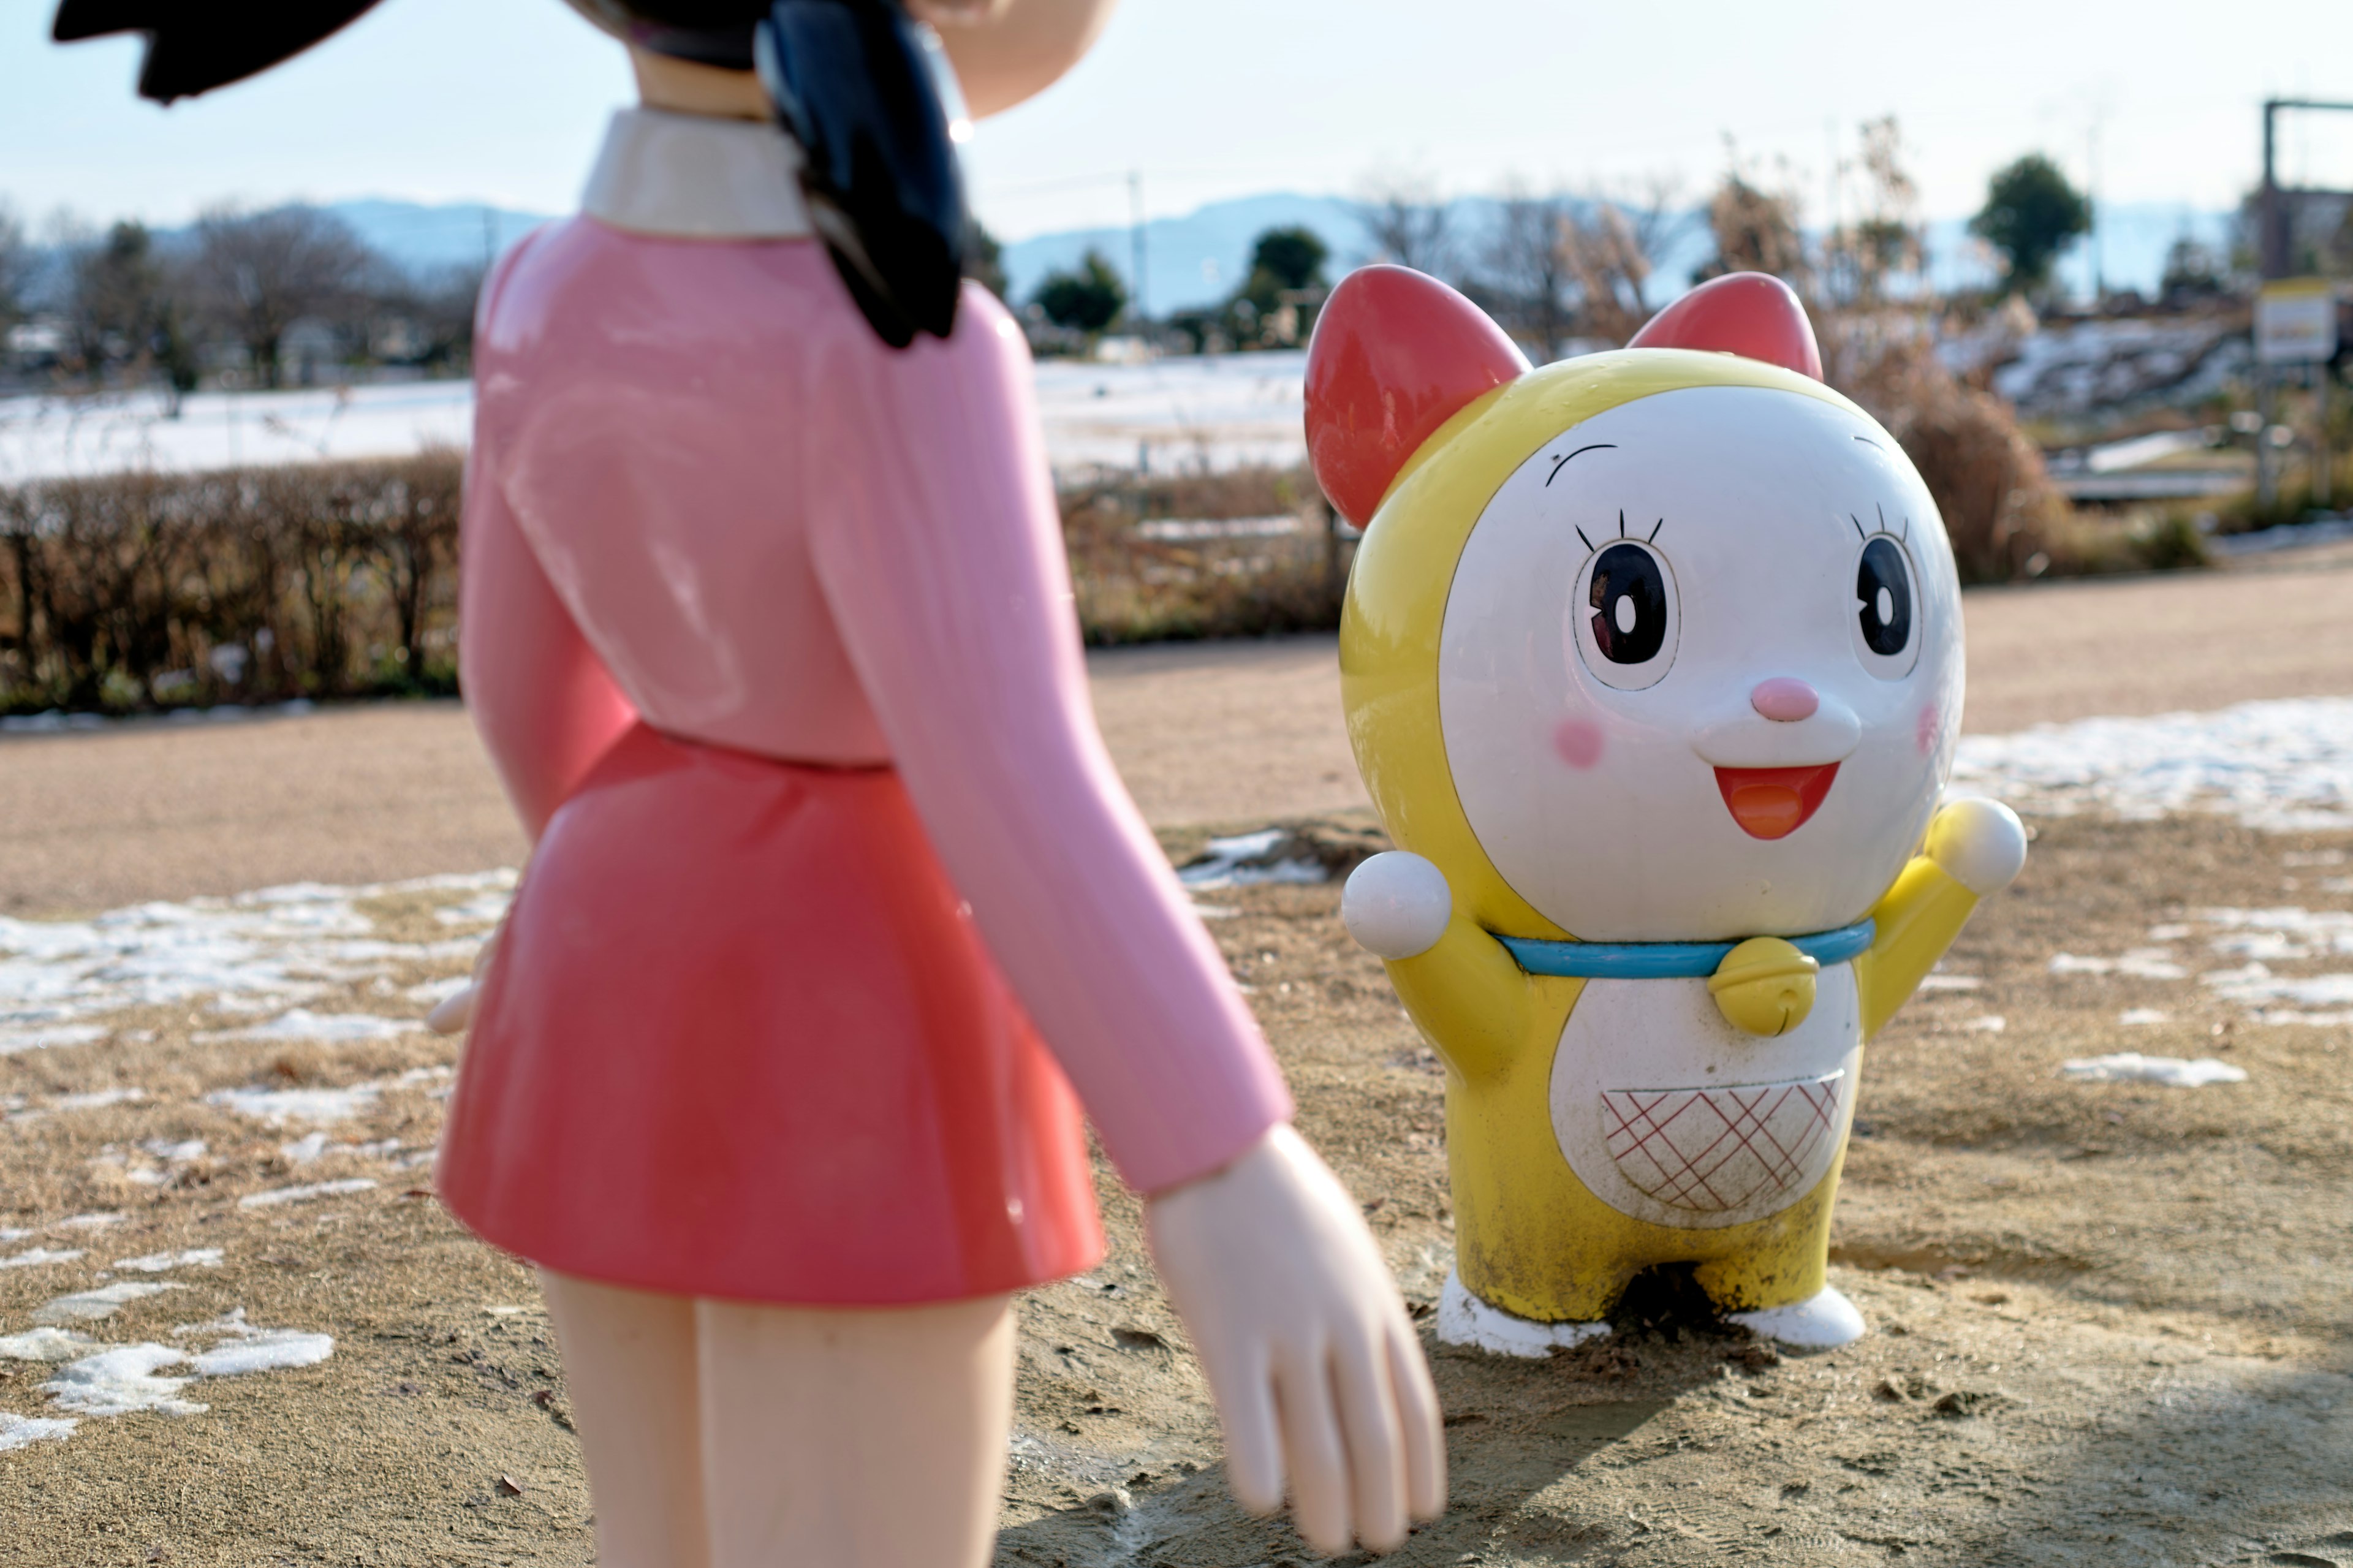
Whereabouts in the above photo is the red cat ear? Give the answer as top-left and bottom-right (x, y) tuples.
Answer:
(1306, 266), (1529, 528)
(1628, 272), (1823, 381)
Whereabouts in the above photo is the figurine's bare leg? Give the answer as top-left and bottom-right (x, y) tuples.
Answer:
(539, 1270), (712, 1568)
(696, 1293), (1016, 1568)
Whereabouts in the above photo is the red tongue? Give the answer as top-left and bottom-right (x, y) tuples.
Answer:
(1715, 764), (1840, 840)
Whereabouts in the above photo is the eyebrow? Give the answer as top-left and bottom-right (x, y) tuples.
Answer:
(1854, 434), (1882, 450)
(1547, 444), (1617, 486)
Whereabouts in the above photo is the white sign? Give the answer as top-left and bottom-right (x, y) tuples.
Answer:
(2256, 281), (2340, 365)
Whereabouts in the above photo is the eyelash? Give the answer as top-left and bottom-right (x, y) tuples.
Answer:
(1574, 511), (1666, 555)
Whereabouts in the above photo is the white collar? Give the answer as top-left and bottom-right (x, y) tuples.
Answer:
(581, 107), (812, 240)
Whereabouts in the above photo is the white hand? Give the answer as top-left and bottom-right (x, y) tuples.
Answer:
(1341, 852), (1452, 960)
(425, 920), (504, 1036)
(1927, 797), (2029, 895)
(1145, 1126), (1446, 1555)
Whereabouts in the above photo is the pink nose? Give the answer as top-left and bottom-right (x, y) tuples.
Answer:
(1751, 678), (1820, 722)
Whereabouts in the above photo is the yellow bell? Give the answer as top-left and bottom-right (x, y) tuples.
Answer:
(1707, 937), (1819, 1036)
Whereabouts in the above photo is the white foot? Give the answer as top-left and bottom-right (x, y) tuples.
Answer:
(1726, 1285), (1866, 1349)
(1433, 1271), (1610, 1358)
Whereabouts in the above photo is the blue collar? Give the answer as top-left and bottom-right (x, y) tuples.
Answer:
(1495, 919), (1876, 979)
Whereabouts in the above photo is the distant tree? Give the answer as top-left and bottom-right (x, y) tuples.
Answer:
(66, 221), (199, 393)
(963, 217), (1007, 300)
(1240, 227), (1327, 300)
(2159, 234), (2226, 301)
(191, 205), (374, 387)
(1823, 118), (1924, 307)
(1696, 146), (1808, 287)
(1033, 249), (1126, 334)
(1479, 186), (1574, 360)
(1355, 171), (1452, 276)
(1970, 154), (2090, 297)
(0, 202), (35, 333)
(1556, 175), (1688, 346)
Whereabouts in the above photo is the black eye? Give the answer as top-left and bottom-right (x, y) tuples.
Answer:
(1588, 542), (1668, 665)
(1855, 537), (1912, 657)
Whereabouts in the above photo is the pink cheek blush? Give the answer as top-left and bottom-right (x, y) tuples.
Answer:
(1915, 702), (1942, 756)
(1553, 719), (1606, 770)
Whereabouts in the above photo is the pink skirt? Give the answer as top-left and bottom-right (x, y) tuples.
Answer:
(436, 724), (1105, 1304)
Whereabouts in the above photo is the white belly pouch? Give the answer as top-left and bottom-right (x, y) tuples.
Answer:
(1548, 965), (1861, 1230)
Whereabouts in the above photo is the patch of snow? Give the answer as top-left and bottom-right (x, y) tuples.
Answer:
(0, 1412), (76, 1450)
(141, 1138), (207, 1164)
(197, 1007), (426, 1044)
(2200, 963), (2353, 1012)
(1917, 973), (1984, 991)
(208, 1082), (381, 1126)
(2118, 1008), (2171, 1026)
(1950, 698), (2353, 832)
(2060, 1053), (2248, 1087)
(1177, 828), (1328, 891)
(0, 869), (512, 1051)
(33, 1281), (184, 1325)
(113, 1249), (224, 1273)
(1, 1248), (85, 1268)
(53, 1212), (121, 1230)
(188, 1329), (334, 1377)
(51, 1087), (146, 1111)
(433, 889), (513, 926)
(238, 1178), (377, 1210)
(43, 1344), (207, 1415)
(0, 1326), (96, 1362)
(2049, 949), (2189, 980)
(1963, 1015), (2007, 1033)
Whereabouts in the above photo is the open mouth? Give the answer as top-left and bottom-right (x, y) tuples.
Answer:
(1713, 764), (1840, 840)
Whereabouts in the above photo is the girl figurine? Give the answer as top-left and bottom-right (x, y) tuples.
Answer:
(55, 2), (1444, 1563)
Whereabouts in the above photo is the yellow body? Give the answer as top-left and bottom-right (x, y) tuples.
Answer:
(1341, 347), (1985, 1321)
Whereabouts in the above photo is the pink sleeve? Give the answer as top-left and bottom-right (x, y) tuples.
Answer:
(805, 287), (1292, 1195)
(459, 437), (640, 842)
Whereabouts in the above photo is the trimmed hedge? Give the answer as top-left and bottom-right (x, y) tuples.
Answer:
(0, 456), (462, 714)
(0, 457), (1352, 716)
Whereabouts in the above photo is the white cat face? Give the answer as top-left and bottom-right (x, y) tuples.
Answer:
(1436, 385), (1962, 941)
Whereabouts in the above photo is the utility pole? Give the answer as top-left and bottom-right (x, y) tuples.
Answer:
(2086, 109), (2105, 304)
(1128, 170), (1146, 328)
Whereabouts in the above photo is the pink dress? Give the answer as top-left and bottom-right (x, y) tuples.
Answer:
(435, 112), (1290, 1305)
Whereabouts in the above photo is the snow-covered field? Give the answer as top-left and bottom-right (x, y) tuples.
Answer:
(0, 354), (1312, 486)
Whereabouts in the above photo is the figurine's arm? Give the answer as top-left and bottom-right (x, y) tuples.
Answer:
(1342, 852), (1534, 1078)
(1855, 797), (2028, 1037)
(457, 439), (638, 843)
(805, 285), (1290, 1197)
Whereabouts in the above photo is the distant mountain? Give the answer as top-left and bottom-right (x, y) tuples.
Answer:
(297, 189), (2232, 309)
(324, 200), (556, 277)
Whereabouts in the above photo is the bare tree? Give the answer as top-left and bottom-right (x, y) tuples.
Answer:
(1822, 117), (1924, 308)
(0, 202), (36, 333)
(191, 205), (373, 388)
(1696, 141), (1809, 290)
(1480, 183), (1575, 361)
(1354, 170), (1453, 276)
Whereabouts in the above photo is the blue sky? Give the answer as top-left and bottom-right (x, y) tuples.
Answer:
(5, 0), (2350, 240)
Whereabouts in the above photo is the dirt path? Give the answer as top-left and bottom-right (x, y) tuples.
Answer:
(4, 814), (2349, 1566)
(4, 555), (2350, 918)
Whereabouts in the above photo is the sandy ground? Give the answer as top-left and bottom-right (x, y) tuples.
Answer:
(4, 553), (2352, 918)
(3, 553), (2352, 1566)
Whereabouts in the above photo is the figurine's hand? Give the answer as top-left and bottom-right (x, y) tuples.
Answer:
(1145, 1126), (1446, 1555)
(1341, 852), (1452, 961)
(425, 920), (504, 1037)
(1926, 797), (2029, 895)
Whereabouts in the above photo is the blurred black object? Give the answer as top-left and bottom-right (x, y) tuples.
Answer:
(51, 0), (389, 101)
(759, 0), (967, 348)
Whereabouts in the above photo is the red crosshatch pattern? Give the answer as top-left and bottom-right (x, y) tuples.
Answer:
(1602, 1072), (1847, 1213)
